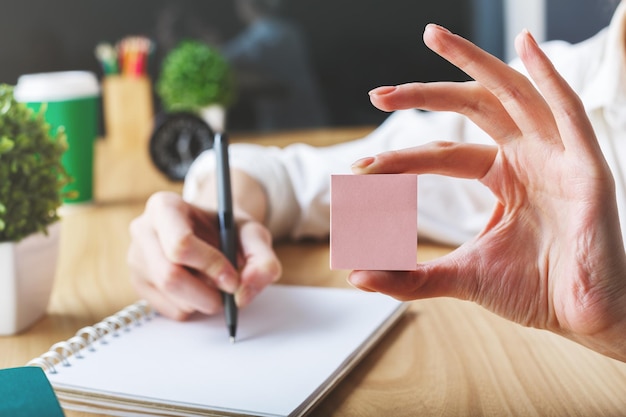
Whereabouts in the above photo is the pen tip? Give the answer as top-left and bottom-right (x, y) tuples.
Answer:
(230, 336), (236, 344)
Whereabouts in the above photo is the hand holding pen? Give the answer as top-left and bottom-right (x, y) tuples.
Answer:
(127, 155), (282, 333)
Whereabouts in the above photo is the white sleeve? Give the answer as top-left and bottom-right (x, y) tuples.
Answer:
(183, 109), (496, 245)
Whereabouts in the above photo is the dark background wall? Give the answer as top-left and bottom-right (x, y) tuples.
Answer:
(547, 0), (618, 42)
(0, 0), (472, 132)
(0, 0), (618, 132)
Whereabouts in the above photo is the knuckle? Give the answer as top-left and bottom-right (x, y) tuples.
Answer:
(128, 216), (144, 237)
(147, 190), (172, 206)
(431, 140), (457, 150)
(128, 270), (143, 289)
(146, 191), (184, 213)
(168, 309), (192, 322)
(375, 149), (402, 165)
(158, 266), (187, 293)
(248, 221), (273, 243)
(163, 231), (196, 263)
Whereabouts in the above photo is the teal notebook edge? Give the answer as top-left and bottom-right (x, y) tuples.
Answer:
(0, 366), (65, 417)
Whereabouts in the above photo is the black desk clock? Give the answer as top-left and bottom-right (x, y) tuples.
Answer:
(149, 112), (214, 181)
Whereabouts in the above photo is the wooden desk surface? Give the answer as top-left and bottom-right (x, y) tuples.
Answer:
(2, 127), (626, 416)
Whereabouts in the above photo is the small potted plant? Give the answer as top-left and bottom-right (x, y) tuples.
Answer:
(0, 84), (71, 335)
(156, 40), (236, 132)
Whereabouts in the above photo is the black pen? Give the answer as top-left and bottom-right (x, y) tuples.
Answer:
(214, 132), (238, 344)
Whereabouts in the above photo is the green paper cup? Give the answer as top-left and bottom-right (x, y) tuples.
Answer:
(14, 71), (100, 204)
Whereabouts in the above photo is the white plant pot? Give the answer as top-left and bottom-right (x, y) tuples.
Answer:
(0, 221), (61, 335)
(199, 104), (226, 133)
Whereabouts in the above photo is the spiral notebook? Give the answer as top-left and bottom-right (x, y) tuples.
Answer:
(29, 285), (407, 417)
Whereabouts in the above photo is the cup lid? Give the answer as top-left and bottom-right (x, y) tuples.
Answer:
(14, 71), (100, 102)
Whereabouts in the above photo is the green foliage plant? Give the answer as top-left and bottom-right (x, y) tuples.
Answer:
(0, 84), (71, 242)
(156, 40), (236, 112)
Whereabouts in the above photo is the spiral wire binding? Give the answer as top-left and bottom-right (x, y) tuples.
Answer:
(26, 300), (152, 374)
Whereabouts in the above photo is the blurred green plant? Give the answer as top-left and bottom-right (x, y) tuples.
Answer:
(0, 84), (71, 242)
(156, 40), (236, 112)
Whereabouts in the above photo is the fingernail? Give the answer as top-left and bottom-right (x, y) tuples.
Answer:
(351, 156), (375, 173)
(218, 273), (238, 293)
(368, 86), (396, 96)
(347, 275), (375, 292)
(522, 28), (538, 46)
(200, 299), (222, 316)
(426, 23), (452, 33)
(426, 23), (451, 34)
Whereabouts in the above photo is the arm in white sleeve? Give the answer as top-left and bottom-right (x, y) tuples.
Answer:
(185, 33), (606, 246)
(184, 109), (496, 245)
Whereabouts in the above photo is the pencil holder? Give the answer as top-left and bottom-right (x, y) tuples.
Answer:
(102, 75), (154, 151)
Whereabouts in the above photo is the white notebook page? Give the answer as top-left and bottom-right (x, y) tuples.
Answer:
(44, 285), (405, 417)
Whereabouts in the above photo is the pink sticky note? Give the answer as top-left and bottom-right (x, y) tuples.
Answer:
(330, 174), (418, 270)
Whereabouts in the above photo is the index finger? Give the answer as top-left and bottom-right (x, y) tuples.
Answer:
(147, 194), (239, 293)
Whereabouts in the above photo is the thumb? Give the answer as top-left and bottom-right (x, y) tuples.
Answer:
(351, 142), (497, 180)
(347, 247), (479, 302)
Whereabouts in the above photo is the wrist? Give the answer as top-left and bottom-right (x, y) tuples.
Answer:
(192, 169), (268, 225)
(567, 271), (626, 362)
